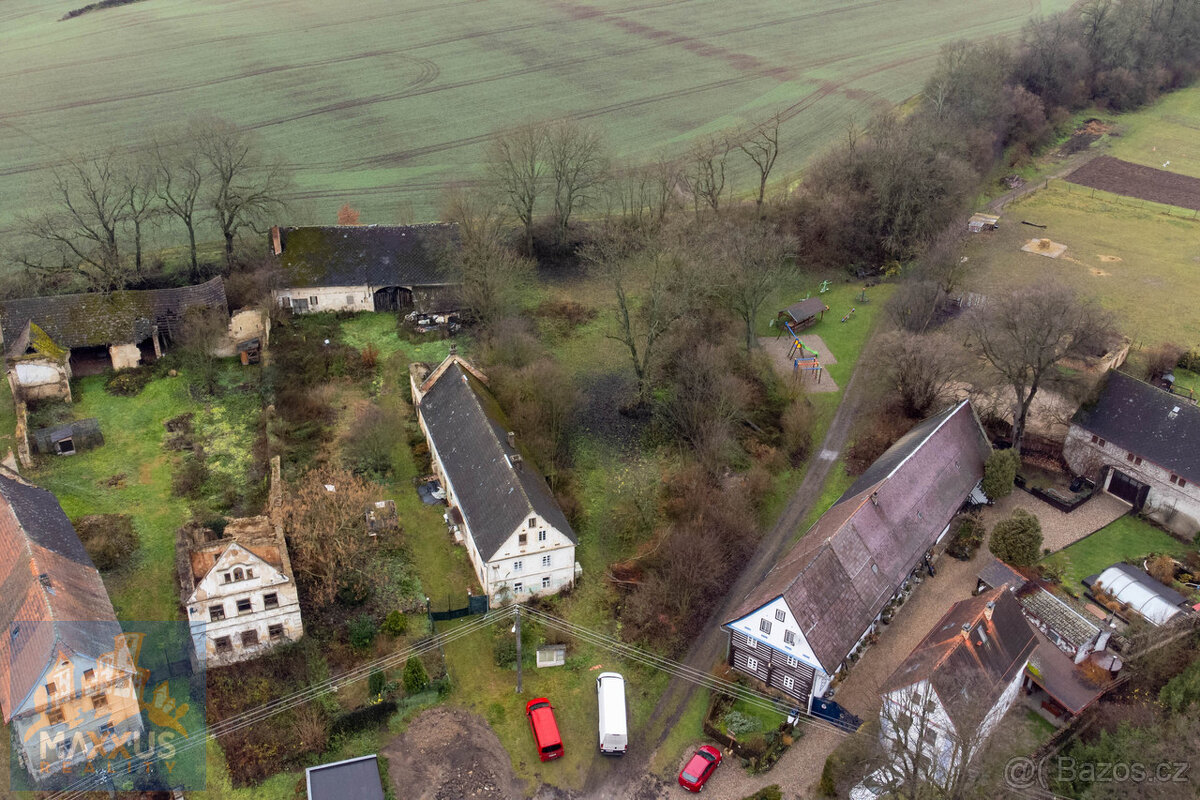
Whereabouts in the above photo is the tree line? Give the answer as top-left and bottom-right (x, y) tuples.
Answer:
(11, 115), (290, 293)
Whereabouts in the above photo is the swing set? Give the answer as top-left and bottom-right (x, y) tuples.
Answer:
(784, 322), (823, 383)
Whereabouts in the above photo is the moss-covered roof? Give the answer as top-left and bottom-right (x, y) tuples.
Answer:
(273, 224), (458, 289)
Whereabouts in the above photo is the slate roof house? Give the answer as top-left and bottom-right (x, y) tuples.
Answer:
(724, 400), (991, 711)
(410, 354), (579, 603)
(1064, 370), (1200, 530)
(306, 754), (385, 800)
(269, 224), (459, 314)
(878, 588), (1036, 788)
(0, 278), (229, 376)
(0, 468), (143, 781)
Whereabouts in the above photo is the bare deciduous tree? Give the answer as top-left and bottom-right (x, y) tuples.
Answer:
(870, 331), (973, 418)
(118, 157), (159, 278)
(700, 216), (797, 350)
(581, 230), (688, 404)
(194, 117), (291, 267)
(450, 237), (535, 330)
(440, 183), (509, 249)
(281, 468), (377, 608)
(969, 283), (1116, 455)
(546, 119), (607, 247)
(16, 151), (131, 291)
(603, 158), (680, 234)
(686, 133), (732, 213)
(738, 112), (783, 208)
(486, 121), (548, 255)
(154, 138), (205, 280)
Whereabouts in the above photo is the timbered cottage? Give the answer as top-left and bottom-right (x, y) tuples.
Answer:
(723, 400), (991, 711)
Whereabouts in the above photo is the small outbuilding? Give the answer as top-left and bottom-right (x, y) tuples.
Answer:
(306, 754), (385, 800)
(777, 297), (829, 330)
(30, 417), (104, 456)
(968, 212), (1000, 232)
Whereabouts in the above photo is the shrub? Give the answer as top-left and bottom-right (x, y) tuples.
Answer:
(361, 343), (380, 370)
(946, 515), (985, 561)
(493, 635), (517, 669)
(1040, 560), (1066, 583)
(104, 367), (154, 397)
(742, 786), (783, 800)
(171, 450), (209, 498)
(1147, 554), (1177, 586)
(368, 669), (386, 697)
(402, 656), (429, 694)
(341, 403), (405, 479)
(1159, 657), (1200, 713)
(336, 573), (372, 606)
(382, 610), (408, 637)
(73, 515), (138, 571)
(723, 710), (756, 737)
(989, 508), (1043, 566)
(1145, 342), (1184, 381)
(781, 398), (814, 464)
(330, 699), (397, 736)
(348, 614), (377, 651)
(982, 449), (1021, 500)
(818, 757), (837, 797)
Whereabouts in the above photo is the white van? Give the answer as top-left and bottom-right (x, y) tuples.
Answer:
(596, 672), (628, 755)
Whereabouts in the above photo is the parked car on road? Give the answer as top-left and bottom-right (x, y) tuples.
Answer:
(596, 672), (628, 755)
(678, 744), (722, 792)
(525, 697), (564, 761)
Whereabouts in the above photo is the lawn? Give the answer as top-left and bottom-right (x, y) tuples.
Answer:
(961, 181), (1200, 350)
(1040, 515), (1195, 590)
(1106, 83), (1200, 180)
(0, 0), (1072, 237)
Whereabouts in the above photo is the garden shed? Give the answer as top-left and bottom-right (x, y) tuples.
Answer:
(777, 297), (829, 329)
(30, 417), (103, 456)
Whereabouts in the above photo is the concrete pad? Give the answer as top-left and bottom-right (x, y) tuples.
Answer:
(1022, 238), (1068, 258)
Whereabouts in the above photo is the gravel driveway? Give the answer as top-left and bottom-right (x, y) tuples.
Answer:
(978, 489), (1129, 553)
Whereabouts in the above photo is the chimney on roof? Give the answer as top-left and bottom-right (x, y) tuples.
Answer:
(507, 431), (516, 450)
(960, 622), (972, 642)
(1169, 406), (1180, 420)
(870, 491), (879, 507)
(511, 454), (523, 471)
(984, 600), (995, 622)
(271, 226), (282, 256)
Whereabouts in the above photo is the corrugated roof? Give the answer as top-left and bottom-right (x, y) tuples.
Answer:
(0, 278), (228, 351)
(1093, 563), (1188, 625)
(0, 471), (124, 722)
(882, 589), (1037, 732)
(1072, 370), (1200, 483)
(418, 361), (575, 561)
(727, 401), (992, 673)
(274, 225), (458, 289)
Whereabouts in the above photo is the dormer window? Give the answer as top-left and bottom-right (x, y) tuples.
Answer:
(233, 568), (244, 581)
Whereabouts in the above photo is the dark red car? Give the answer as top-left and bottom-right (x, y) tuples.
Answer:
(525, 697), (564, 761)
(678, 744), (722, 791)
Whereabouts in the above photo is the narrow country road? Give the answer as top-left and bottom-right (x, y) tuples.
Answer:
(593, 351), (874, 800)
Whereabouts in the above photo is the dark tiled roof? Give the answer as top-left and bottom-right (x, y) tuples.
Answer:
(977, 557), (1026, 592)
(1072, 370), (1200, 483)
(1025, 630), (1108, 714)
(781, 297), (829, 324)
(306, 754), (385, 800)
(882, 589), (1037, 732)
(728, 401), (991, 673)
(418, 362), (575, 561)
(0, 278), (228, 351)
(274, 225), (458, 289)
(0, 471), (123, 722)
(842, 403), (963, 501)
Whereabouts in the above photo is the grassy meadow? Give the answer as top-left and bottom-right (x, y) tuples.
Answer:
(0, 0), (1073, 236)
(1107, 83), (1200, 179)
(962, 181), (1200, 350)
(1040, 515), (1194, 591)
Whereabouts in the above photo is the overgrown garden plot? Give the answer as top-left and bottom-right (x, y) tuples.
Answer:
(1065, 155), (1200, 211)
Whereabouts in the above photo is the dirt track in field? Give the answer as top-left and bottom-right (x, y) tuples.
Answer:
(1064, 155), (1200, 210)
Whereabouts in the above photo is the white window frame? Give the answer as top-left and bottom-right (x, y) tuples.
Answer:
(538, 530), (547, 542)
(541, 554), (551, 568)
(759, 618), (772, 634)
(513, 581), (523, 594)
(745, 637), (757, 649)
(512, 560), (523, 572)
(783, 675), (795, 691)
(746, 655), (759, 672)
(774, 609), (786, 622)
(784, 630), (796, 646)
(786, 655), (799, 668)
(542, 576), (551, 589)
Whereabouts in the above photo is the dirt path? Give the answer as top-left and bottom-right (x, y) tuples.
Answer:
(985, 149), (1102, 214)
(596, 352), (874, 800)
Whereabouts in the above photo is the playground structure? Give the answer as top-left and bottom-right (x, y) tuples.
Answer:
(784, 322), (824, 383)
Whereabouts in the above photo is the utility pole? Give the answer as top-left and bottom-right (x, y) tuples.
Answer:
(514, 605), (522, 694)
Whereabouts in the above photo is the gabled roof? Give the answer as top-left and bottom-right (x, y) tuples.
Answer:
(0, 470), (125, 722)
(417, 359), (575, 561)
(0, 278), (228, 352)
(1024, 630), (1108, 715)
(273, 225), (458, 289)
(306, 754), (385, 800)
(781, 297), (829, 323)
(1072, 370), (1200, 483)
(727, 401), (991, 673)
(977, 557), (1026, 592)
(882, 589), (1037, 732)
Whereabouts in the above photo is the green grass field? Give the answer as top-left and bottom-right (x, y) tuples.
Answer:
(962, 181), (1200, 350)
(0, 0), (1073, 236)
(1107, 84), (1200, 179)
(1040, 515), (1194, 590)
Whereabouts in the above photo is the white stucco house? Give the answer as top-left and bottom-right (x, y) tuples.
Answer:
(179, 516), (304, 667)
(410, 354), (580, 604)
(1064, 370), (1200, 533)
(874, 587), (1036, 791)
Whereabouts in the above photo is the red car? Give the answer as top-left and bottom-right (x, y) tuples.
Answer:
(525, 697), (564, 761)
(678, 744), (722, 791)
